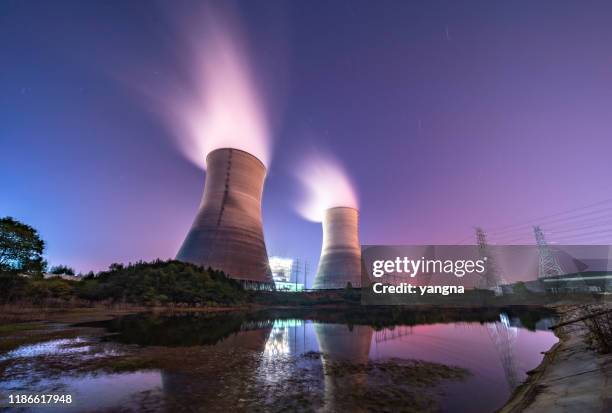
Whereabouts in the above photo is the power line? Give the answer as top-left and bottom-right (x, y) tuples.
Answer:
(493, 222), (612, 243)
(547, 229), (612, 243)
(490, 206), (612, 237)
(453, 197), (612, 246)
(487, 198), (612, 235)
(543, 227), (612, 239)
(455, 233), (477, 245)
(492, 210), (612, 240)
(498, 227), (612, 245)
(543, 222), (612, 236)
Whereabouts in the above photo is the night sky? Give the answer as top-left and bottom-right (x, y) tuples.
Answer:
(2, 0), (612, 284)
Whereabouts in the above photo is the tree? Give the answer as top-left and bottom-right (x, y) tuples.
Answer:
(50, 265), (75, 275)
(0, 217), (46, 274)
(512, 281), (530, 295)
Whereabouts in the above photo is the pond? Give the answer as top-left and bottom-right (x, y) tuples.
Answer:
(0, 308), (557, 412)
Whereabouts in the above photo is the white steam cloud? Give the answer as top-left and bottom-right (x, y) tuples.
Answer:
(159, 5), (271, 169)
(296, 152), (359, 222)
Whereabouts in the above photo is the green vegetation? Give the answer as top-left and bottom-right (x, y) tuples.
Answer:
(0, 273), (78, 305)
(50, 264), (75, 275)
(512, 281), (530, 295)
(251, 287), (361, 307)
(0, 260), (247, 307)
(0, 322), (46, 334)
(81, 260), (246, 305)
(0, 217), (247, 308)
(84, 311), (251, 346)
(0, 216), (46, 274)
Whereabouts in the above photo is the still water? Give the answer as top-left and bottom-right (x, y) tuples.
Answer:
(1, 308), (557, 412)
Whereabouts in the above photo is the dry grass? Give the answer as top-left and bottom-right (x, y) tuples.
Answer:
(582, 308), (612, 353)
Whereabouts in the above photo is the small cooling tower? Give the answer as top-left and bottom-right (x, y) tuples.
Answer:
(314, 207), (362, 289)
(176, 148), (273, 285)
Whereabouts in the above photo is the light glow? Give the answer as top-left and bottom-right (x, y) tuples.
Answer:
(269, 256), (293, 283)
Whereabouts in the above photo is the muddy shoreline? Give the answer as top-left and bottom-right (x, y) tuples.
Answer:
(499, 304), (612, 412)
(0, 304), (254, 324)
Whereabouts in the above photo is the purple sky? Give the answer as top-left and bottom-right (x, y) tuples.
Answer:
(2, 0), (611, 284)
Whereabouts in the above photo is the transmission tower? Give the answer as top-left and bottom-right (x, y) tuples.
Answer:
(533, 226), (563, 278)
(291, 258), (301, 288)
(475, 227), (505, 291)
(475, 227), (488, 249)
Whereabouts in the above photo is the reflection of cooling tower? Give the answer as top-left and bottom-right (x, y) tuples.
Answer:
(314, 207), (362, 289)
(315, 323), (373, 413)
(176, 148), (273, 284)
(314, 323), (373, 362)
(161, 326), (271, 407)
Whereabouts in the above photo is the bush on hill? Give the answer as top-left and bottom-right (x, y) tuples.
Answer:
(0, 260), (246, 307)
(49, 265), (75, 275)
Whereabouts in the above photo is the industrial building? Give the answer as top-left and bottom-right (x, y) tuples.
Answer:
(269, 256), (293, 283)
(176, 148), (273, 288)
(314, 206), (362, 289)
(502, 271), (612, 295)
(269, 256), (304, 291)
(540, 271), (612, 294)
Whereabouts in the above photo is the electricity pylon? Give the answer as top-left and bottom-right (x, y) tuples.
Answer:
(533, 226), (563, 278)
(475, 227), (505, 291)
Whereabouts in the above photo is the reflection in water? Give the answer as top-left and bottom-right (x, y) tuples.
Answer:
(0, 338), (91, 361)
(374, 325), (413, 343)
(212, 325), (271, 351)
(2, 309), (557, 413)
(263, 319), (303, 358)
(314, 324), (373, 413)
(0, 336), (162, 412)
(0, 363), (162, 413)
(104, 309), (557, 412)
(162, 325), (272, 407)
(487, 313), (520, 390)
(369, 318), (557, 412)
(55, 371), (162, 413)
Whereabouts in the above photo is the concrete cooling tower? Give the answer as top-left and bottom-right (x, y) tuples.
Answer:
(314, 207), (362, 289)
(176, 148), (273, 286)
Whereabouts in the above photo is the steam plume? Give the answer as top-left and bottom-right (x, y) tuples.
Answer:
(156, 4), (271, 169)
(296, 152), (359, 222)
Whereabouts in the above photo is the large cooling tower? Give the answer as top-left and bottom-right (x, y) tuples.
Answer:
(314, 207), (362, 289)
(176, 148), (273, 285)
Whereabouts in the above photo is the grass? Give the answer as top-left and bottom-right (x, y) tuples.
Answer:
(0, 322), (46, 334)
(582, 308), (612, 354)
(102, 357), (160, 373)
